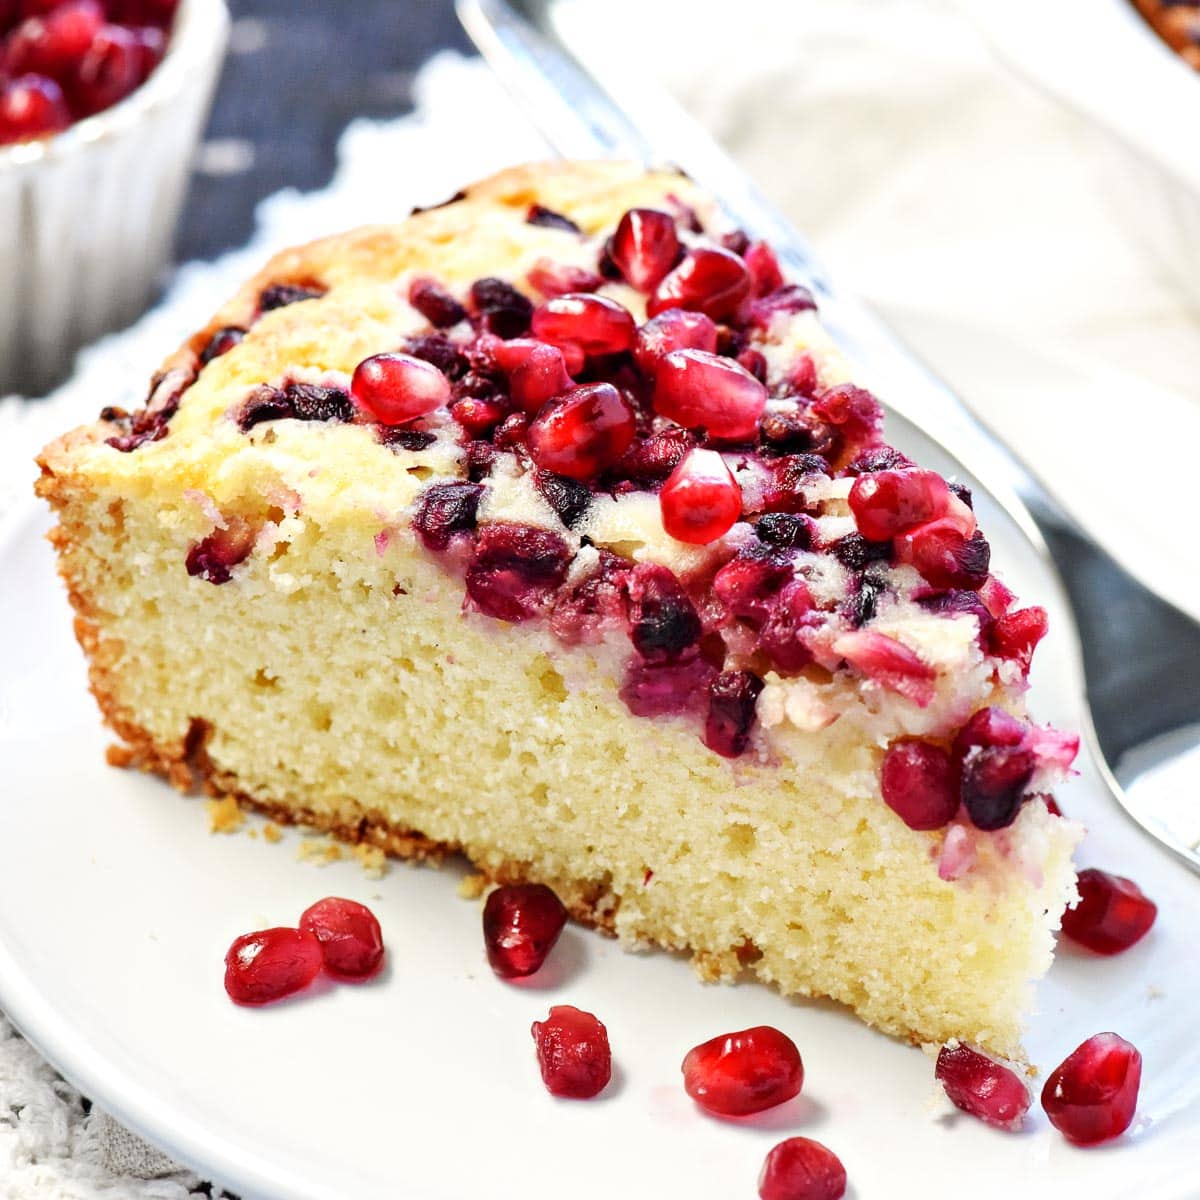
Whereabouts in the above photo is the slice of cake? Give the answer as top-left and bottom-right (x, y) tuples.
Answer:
(36, 161), (1080, 1059)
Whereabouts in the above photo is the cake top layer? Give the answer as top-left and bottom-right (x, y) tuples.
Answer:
(44, 161), (1077, 841)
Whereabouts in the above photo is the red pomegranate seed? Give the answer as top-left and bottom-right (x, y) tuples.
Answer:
(758, 1137), (847, 1200)
(298, 896), (384, 980)
(832, 630), (936, 707)
(185, 521), (255, 585)
(0, 72), (68, 142)
(881, 739), (959, 830)
(531, 293), (636, 358)
(351, 352), (450, 425)
(609, 207), (680, 291)
(531, 1005), (611, 1099)
(129, 23), (166, 77)
(223, 927), (323, 1006)
(952, 706), (1036, 831)
(1042, 1033), (1142, 1145)
(450, 395), (506, 438)
(466, 524), (570, 623)
(990, 605), (1049, 674)
(935, 1043), (1031, 1131)
(713, 553), (791, 623)
(895, 521), (990, 589)
(4, 0), (102, 79)
(1060, 869), (1157, 955)
(634, 308), (719, 377)
(408, 277), (467, 328)
(653, 348), (767, 441)
(1041, 794), (1063, 817)
(847, 468), (950, 542)
(483, 882), (568, 978)
(648, 246), (752, 321)
(745, 241), (784, 297)
(526, 257), (603, 298)
(489, 339), (574, 413)
(72, 23), (143, 116)
(660, 449), (742, 544)
(527, 381), (636, 480)
(757, 579), (817, 672)
(681, 1025), (803, 1116)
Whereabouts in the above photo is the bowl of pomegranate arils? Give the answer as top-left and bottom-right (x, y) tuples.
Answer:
(0, 0), (228, 396)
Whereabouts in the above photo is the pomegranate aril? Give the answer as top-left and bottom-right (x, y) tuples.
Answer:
(660, 449), (742, 545)
(748, 285), (819, 331)
(412, 480), (484, 551)
(833, 630), (936, 707)
(501, 341), (574, 413)
(299, 896), (384, 980)
(1061, 869), (1157, 955)
(681, 1025), (803, 1116)
(713, 552), (792, 623)
(470, 276), (533, 338)
(465, 523), (570, 623)
(403, 332), (468, 379)
(935, 1042), (1031, 1131)
(990, 605), (1049, 673)
(525, 203), (580, 233)
(620, 652), (717, 717)
(758, 1137), (847, 1200)
(483, 882), (568, 978)
(609, 425), (694, 488)
(745, 240), (785, 297)
(527, 381), (636, 480)
(408, 277), (466, 328)
(881, 740), (959, 830)
(809, 383), (883, 448)
(953, 707), (1035, 831)
(531, 292), (636, 358)
(450, 394), (506, 438)
(653, 348), (767, 441)
(648, 246), (751, 321)
(351, 352), (450, 425)
(848, 468), (950, 542)
(755, 512), (813, 551)
(531, 1005), (611, 1099)
(72, 23), (142, 116)
(705, 670), (764, 758)
(199, 325), (245, 365)
(223, 927), (323, 1006)
(897, 522), (990, 590)
(526, 257), (602, 298)
(634, 308), (719, 377)
(1041, 1033), (1142, 1145)
(757, 579), (816, 673)
(185, 521), (254, 585)
(628, 562), (703, 661)
(609, 207), (680, 291)
(4, 0), (102, 80)
(0, 72), (68, 141)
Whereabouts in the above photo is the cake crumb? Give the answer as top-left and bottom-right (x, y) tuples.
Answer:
(263, 822), (283, 844)
(1146, 984), (1165, 1001)
(297, 838), (343, 866)
(206, 795), (244, 834)
(106, 742), (136, 768)
(458, 873), (488, 900)
(352, 843), (388, 878)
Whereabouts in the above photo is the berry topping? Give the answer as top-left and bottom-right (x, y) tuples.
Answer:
(758, 1138), (847, 1200)
(531, 293), (637, 358)
(634, 308), (720, 377)
(526, 258), (603, 298)
(1060, 869), (1157, 955)
(832, 630), (936, 707)
(531, 1005), (612, 1099)
(408, 277), (467, 328)
(654, 348), (767, 441)
(534, 469), (592, 529)
(483, 882), (569, 978)
(223, 927), (323, 1006)
(627, 562), (703, 661)
(848, 468), (950, 542)
(745, 241), (784, 297)
(990, 605), (1049, 674)
(881, 740), (959, 830)
(609, 207), (680, 291)
(470, 277), (534, 338)
(757, 580), (816, 672)
(412, 481), (484, 551)
(935, 1042), (1031, 1131)
(896, 522), (990, 590)
(705, 670), (764, 758)
(526, 203), (580, 233)
(199, 325), (245, 365)
(237, 381), (354, 431)
(755, 512), (813, 550)
(713, 552), (792, 623)
(952, 707), (1034, 831)
(351, 352), (451, 425)
(258, 283), (324, 312)
(659, 449), (743, 545)
(620, 653), (717, 718)
(649, 246), (752, 321)
(185, 521), (254, 585)
(493, 339), (575, 413)
(465, 524), (570, 623)
(681, 1025), (804, 1116)
(1041, 1033), (1142, 1145)
(298, 897), (384, 981)
(527, 382), (637, 480)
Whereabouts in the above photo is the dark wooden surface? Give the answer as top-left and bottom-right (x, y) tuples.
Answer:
(177, 0), (471, 263)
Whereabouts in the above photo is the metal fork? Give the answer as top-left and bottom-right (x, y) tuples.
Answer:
(459, 0), (1200, 874)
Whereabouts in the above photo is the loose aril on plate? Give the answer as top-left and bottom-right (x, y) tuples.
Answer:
(299, 896), (385, 981)
(1059, 868), (1157, 955)
(934, 1041), (1031, 1131)
(223, 927), (323, 1006)
(531, 1004), (612, 1099)
(758, 1137), (847, 1200)
(1041, 1032), (1142, 1145)
(681, 1025), (804, 1116)
(482, 882), (568, 978)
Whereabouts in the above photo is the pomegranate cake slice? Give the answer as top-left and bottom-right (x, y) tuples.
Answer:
(36, 161), (1080, 1059)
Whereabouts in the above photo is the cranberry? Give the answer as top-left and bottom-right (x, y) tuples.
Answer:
(953, 707), (1034, 831)
(620, 653), (717, 717)
(408, 277), (466, 328)
(627, 562), (703, 661)
(298, 897), (384, 980)
(185, 523), (254, 585)
(1041, 1033), (1142, 1145)
(880, 740), (959, 830)
(758, 1138), (847, 1200)
(649, 246), (751, 320)
(4, 0), (102, 80)
(833, 630), (936, 707)
(634, 309), (719, 377)
(351, 352), (450, 425)
(990, 606), (1049, 673)
(897, 522), (990, 589)
(848, 468), (950, 542)
(199, 325), (245, 365)
(483, 882), (568, 978)
(609, 207), (680, 291)
(526, 258), (603, 298)
(745, 241), (784, 297)
(935, 1043), (1031, 1131)
(660, 449), (742, 545)
(531, 1005), (611, 1099)
(223, 927), (323, 1006)
(526, 203), (580, 233)
(465, 523), (570, 622)
(72, 23), (142, 116)
(681, 1025), (803, 1116)
(470, 277), (533, 338)
(527, 382), (636, 480)
(0, 72), (68, 141)
(757, 580), (816, 672)
(1060, 869), (1157, 955)
(653, 349), (767, 441)
(412, 481), (484, 551)
(705, 670), (764, 758)
(531, 293), (636, 358)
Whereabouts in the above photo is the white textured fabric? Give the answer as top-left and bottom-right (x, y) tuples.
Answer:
(0, 6), (1196, 1191)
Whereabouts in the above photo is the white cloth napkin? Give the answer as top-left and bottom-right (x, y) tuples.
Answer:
(1, 3), (1197, 1190)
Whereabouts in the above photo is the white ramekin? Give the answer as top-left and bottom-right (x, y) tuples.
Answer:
(960, 0), (1200, 309)
(0, 0), (230, 398)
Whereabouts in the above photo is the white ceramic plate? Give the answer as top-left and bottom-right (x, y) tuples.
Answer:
(2, 425), (1198, 1199)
